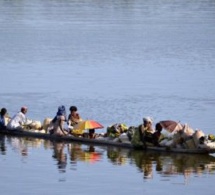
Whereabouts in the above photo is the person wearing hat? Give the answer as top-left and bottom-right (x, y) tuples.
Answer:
(51, 105), (68, 136)
(141, 117), (154, 133)
(7, 106), (28, 130)
(140, 117), (155, 146)
(131, 116), (155, 148)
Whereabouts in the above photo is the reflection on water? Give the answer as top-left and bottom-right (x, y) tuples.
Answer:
(107, 147), (215, 181)
(68, 144), (102, 165)
(52, 142), (67, 172)
(6, 136), (28, 156)
(131, 150), (215, 182)
(0, 135), (6, 155)
(51, 142), (103, 173)
(1, 135), (215, 183)
(107, 147), (132, 166)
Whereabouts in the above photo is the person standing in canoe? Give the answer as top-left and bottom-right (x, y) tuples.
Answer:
(0, 108), (8, 130)
(51, 105), (68, 136)
(7, 106), (28, 130)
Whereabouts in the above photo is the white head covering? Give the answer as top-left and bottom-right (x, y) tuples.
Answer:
(143, 116), (153, 124)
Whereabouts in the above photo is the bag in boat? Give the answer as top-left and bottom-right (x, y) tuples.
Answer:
(119, 133), (130, 144)
(184, 138), (196, 149)
(180, 124), (194, 140)
(127, 126), (136, 141)
(131, 126), (144, 148)
(193, 130), (205, 147)
(106, 123), (128, 138)
(199, 142), (215, 149)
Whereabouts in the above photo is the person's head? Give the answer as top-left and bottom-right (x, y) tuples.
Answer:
(69, 106), (77, 113)
(57, 105), (67, 120)
(155, 122), (163, 132)
(0, 108), (7, 116)
(21, 106), (28, 114)
(143, 117), (153, 127)
(57, 105), (66, 114)
(89, 129), (95, 139)
(89, 129), (95, 134)
(74, 112), (80, 119)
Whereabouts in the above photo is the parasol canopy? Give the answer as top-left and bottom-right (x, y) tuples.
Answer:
(159, 120), (183, 133)
(73, 120), (104, 130)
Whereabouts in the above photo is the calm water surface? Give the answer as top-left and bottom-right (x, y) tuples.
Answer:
(1, 135), (215, 195)
(0, 0), (215, 194)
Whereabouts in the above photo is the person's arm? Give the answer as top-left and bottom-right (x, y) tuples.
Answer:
(68, 114), (71, 120)
(59, 116), (67, 135)
(17, 112), (26, 126)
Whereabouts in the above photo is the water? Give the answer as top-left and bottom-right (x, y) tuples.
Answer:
(1, 135), (215, 195)
(0, 0), (215, 194)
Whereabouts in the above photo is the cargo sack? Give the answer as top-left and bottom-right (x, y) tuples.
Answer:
(193, 130), (205, 147)
(131, 126), (144, 148)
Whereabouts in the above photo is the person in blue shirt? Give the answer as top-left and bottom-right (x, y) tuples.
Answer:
(0, 108), (8, 129)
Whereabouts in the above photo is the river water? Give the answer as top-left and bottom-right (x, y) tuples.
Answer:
(0, 0), (215, 194)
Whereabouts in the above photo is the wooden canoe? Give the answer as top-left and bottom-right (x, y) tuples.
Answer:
(0, 128), (215, 154)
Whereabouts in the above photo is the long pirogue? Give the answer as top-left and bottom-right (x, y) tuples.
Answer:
(1, 128), (215, 154)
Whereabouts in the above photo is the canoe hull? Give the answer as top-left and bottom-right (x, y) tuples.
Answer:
(0, 129), (214, 154)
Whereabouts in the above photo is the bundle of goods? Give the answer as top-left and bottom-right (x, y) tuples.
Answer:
(159, 124), (215, 150)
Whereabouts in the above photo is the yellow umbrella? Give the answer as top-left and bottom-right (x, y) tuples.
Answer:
(73, 120), (104, 131)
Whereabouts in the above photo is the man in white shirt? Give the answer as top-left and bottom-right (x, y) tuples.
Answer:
(7, 107), (28, 130)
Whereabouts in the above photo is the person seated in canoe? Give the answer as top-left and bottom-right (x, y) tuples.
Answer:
(152, 122), (163, 146)
(68, 106), (83, 126)
(0, 108), (8, 130)
(88, 129), (98, 139)
(140, 117), (155, 145)
(50, 105), (68, 136)
(131, 116), (154, 148)
(7, 106), (28, 130)
(67, 106), (83, 135)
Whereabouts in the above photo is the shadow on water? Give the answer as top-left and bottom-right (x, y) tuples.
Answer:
(2, 135), (215, 181)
